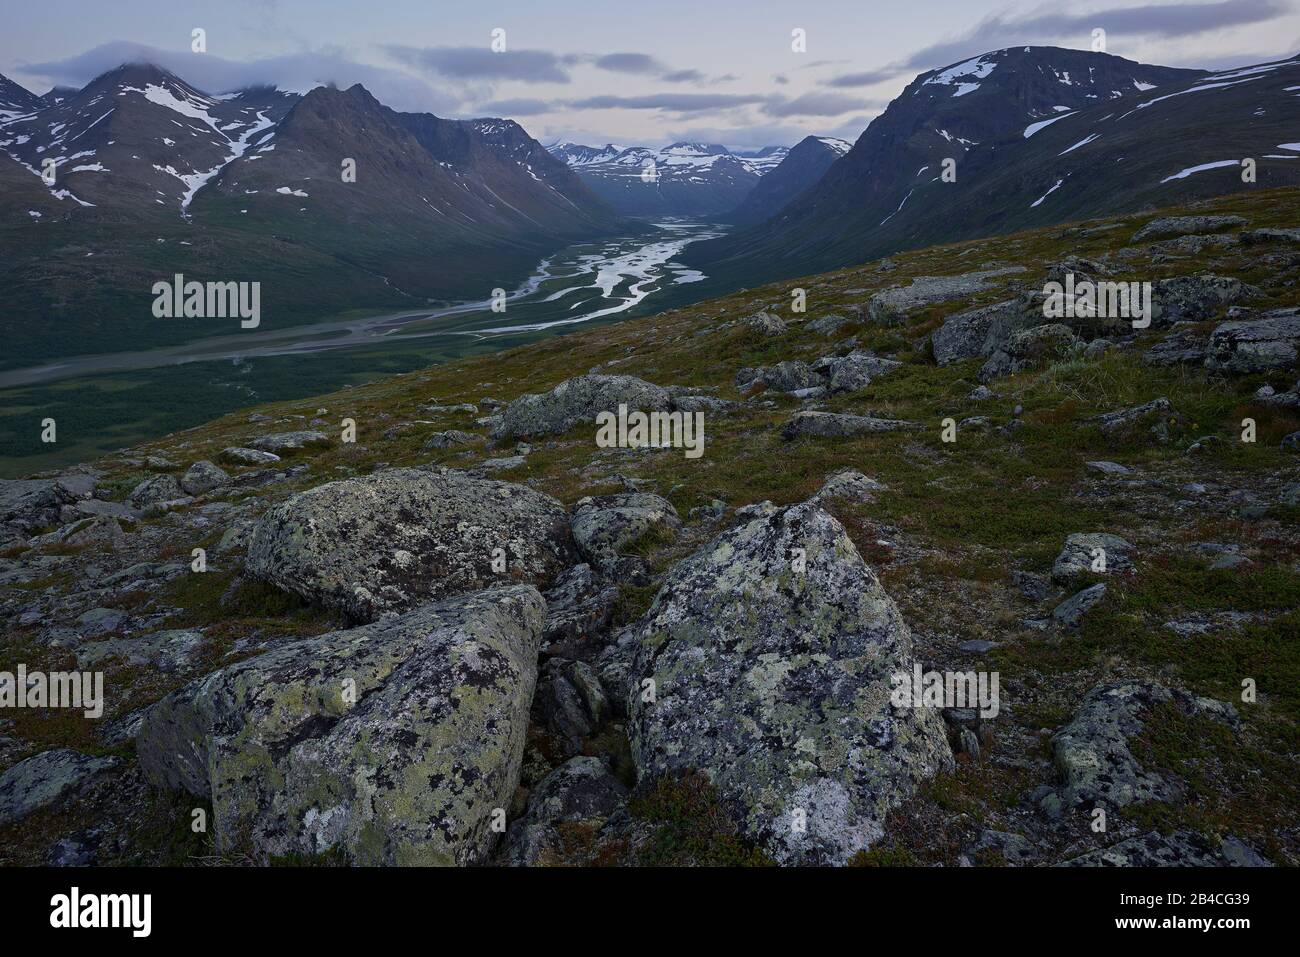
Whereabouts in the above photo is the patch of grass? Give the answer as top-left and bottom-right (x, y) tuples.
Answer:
(628, 772), (773, 866)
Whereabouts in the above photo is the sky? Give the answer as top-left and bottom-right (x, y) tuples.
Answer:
(2, 0), (1298, 150)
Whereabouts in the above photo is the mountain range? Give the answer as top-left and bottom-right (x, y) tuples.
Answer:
(0, 63), (622, 368)
(684, 47), (1300, 286)
(2, 45), (1298, 372)
(547, 140), (791, 216)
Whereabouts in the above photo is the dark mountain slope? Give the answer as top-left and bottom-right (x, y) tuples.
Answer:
(725, 135), (850, 226)
(195, 84), (622, 299)
(683, 46), (1211, 284)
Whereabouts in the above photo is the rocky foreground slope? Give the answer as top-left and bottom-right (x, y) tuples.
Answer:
(1, 187), (1298, 866)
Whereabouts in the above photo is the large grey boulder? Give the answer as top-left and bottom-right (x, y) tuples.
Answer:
(246, 468), (576, 621)
(127, 474), (184, 507)
(137, 586), (545, 865)
(1151, 275), (1258, 326)
(0, 477), (84, 542)
(931, 297), (1040, 364)
(570, 493), (680, 577)
(824, 353), (903, 393)
(626, 501), (952, 865)
(492, 374), (671, 440)
(180, 460), (230, 496)
(1205, 308), (1300, 374)
(1053, 680), (1237, 810)
(0, 749), (119, 826)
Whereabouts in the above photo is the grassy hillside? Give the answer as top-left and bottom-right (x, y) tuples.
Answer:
(2, 186), (1297, 865)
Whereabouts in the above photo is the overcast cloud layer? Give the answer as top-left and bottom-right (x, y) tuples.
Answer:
(4, 0), (1297, 150)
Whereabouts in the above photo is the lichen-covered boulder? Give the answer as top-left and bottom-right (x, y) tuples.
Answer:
(246, 468), (576, 621)
(824, 353), (903, 393)
(1151, 275), (1258, 326)
(1205, 308), (1300, 374)
(931, 298), (1038, 364)
(492, 374), (671, 440)
(626, 501), (952, 865)
(570, 493), (680, 577)
(1053, 680), (1237, 809)
(136, 585), (545, 865)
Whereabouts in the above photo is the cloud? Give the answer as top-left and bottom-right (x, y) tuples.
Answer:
(763, 91), (880, 117)
(594, 52), (664, 75)
(900, 0), (1290, 73)
(662, 69), (707, 83)
(20, 40), (458, 113)
(472, 97), (554, 116)
(386, 44), (572, 83)
(821, 0), (1292, 91)
(824, 67), (901, 88)
(567, 92), (768, 112)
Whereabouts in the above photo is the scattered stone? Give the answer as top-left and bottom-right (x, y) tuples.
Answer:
(1052, 583), (1107, 628)
(537, 658), (609, 751)
(501, 757), (628, 866)
(423, 430), (480, 451)
(782, 411), (916, 439)
(76, 607), (128, 637)
(1152, 275), (1258, 326)
(1131, 215), (1247, 243)
(931, 298), (1037, 364)
(1091, 397), (1172, 436)
(76, 629), (206, 673)
(246, 469), (576, 621)
(626, 501), (952, 865)
(811, 469), (887, 503)
(1061, 831), (1233, 867)
(1052, 532), (1135, 582)
(137, 586), (545, 865)
(1240, 227), (1300, 245)
(867, 267), (1027, 322)
(128, 474), (184, 507)
(1054, 680), (1237, 809)
(570, 493), (680, 578)
(219, 447), (281, 466)
(971, 829), (1037, 866)
(735, 360), (823, 394)
(540, 564), (618, 658)
(741, 310), (787, 336)
(249, 431), (331, 453)
(958, 639), (997, 654)
(806, 313), (852, 336)
(0, 749), (120, 826)
(967, 385), (994, 401)
(1086, 461), (1131, 475)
